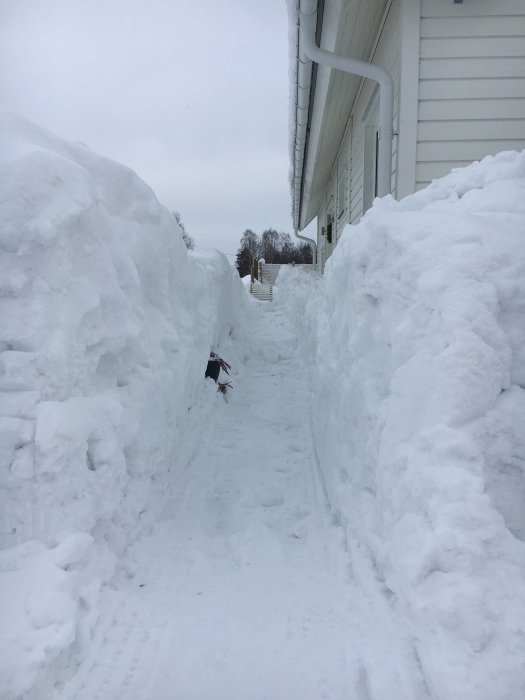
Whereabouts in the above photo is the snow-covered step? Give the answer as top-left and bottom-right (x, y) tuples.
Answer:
(250, 282), (273, 301)
(260, 263), (282, 285)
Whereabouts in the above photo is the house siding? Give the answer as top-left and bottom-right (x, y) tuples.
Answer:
(310, 0), (525, 271)
(416, 0), (525, 189)
(316, 171), (335, 271)
(396, 0), (421, 199)
(316, 109), (354, 269)
(316, 0), (401, 270)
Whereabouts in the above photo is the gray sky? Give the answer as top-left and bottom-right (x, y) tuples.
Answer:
(2, 0), (314, 261)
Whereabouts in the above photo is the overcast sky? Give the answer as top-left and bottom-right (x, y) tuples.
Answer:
(2, 0), (314, 261)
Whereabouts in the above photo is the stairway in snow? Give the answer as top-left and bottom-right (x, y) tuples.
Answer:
(250, 263), (314, 302)
(250, 282), (273, 301)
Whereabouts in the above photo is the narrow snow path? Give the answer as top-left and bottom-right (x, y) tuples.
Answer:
(51, 303), (422, 700)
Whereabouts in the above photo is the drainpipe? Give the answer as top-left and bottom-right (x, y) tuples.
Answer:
(294, 227), (317, 266)
(299, 1), (394, 198)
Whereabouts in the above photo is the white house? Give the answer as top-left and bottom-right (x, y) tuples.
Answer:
(289, 0), (525, 270)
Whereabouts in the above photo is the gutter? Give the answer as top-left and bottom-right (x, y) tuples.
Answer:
(292, 0), (394, 234)
(291, 0), (318, 261)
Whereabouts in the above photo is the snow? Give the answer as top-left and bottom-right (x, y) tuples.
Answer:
(3, 110), (525, 700)
(0, 113), (246, 699)
(47, 305), (356, 700)
(277, 150), (525, 700)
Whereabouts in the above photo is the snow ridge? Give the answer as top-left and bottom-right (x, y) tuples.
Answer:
(277, 150), (525, 700)
(0, 113), (245, 699)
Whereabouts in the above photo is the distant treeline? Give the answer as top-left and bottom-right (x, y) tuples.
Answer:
(235, 228), (313, 277)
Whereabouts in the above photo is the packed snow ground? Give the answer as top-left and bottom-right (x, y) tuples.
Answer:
(27, 301), (430, 700)
(48, 304), (361, 700)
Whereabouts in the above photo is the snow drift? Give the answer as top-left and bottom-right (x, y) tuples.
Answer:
(0, 114), (245, 699)
(277, 151), (525, 700)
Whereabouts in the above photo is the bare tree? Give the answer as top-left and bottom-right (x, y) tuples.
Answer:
(260, 228), (280, 263)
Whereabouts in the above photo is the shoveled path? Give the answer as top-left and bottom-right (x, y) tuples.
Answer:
(51, 303), (420, 700)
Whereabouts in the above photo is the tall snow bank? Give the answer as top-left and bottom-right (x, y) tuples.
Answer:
(277, 151), (525, 700)
(0, 113), (245, 699)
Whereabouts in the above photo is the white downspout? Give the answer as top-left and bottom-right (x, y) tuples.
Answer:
(299, 2), (394, 198)
(294, 227), (317, 266)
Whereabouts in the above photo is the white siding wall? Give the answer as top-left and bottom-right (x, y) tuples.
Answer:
(317, 173), (334, 272)
(416, 0), (525, 189)
(396, 0), (421, 198)
(349, 0), (401, 222)
(317, 125), (352, 270)
(336, 127), (352, 239)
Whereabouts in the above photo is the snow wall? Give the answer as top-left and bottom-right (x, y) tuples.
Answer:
(277, 151), (525, 700)
(0, 114), (246, 699)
